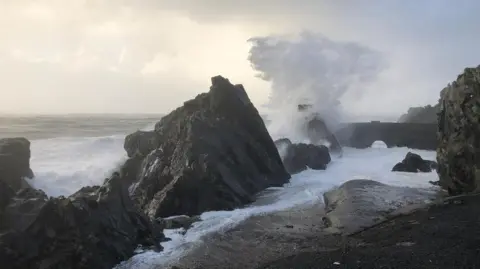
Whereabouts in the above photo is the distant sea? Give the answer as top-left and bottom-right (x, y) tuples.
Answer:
(0, 114), (164, 140)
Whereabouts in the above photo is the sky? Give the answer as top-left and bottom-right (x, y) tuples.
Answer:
(1, 0), (480, 120)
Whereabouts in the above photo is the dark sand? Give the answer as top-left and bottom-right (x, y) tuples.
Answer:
(166, 194), (479, 269)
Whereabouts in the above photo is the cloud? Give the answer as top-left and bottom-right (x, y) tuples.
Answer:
(1, 0), (480, 118)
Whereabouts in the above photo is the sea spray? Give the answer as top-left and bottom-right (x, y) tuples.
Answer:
(248, 31), (387, 141)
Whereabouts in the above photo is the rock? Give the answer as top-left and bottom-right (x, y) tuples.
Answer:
(0, 173), (164, 269)
(124, 130), (161, 158)
(322, 179), (438, 234)
(282, 143), (331, 174)
(123, 76), (290, 219)
(391, 152), (437, 173)
(0, 180), (15, 216)
(156, 215), (202, 230)
(306, 117), (342, 153)
(296, 104), (342, 153)
(437, 66), (480, 195)
(0, 137), (34, 191)
(273, 138), (292, 160)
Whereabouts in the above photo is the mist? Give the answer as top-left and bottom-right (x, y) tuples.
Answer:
(248, 32), (386, 141)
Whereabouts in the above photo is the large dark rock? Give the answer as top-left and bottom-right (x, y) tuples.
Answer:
(123, 76), (290, 219)
(0, 173), (163, 269)
(392, 152), (437, 173)
(297, 104), (342, 153)
(437, 66), (480, 195)
(0, 137), (34, 191)
(280, 142), (331, 175)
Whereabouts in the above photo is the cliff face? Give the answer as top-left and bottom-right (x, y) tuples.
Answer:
(437, 66), (480, 195)
(398, 104), (439, 124)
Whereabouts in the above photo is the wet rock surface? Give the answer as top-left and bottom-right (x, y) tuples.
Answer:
(282, 143), (331, 174)
(437, 66), (480, 195)
(123, 76), (290, 219)
(0, 137), (34, 191)
(322, 180), (438, 234)
(392, 152), (437, 173)
(0, 139), (164, 269)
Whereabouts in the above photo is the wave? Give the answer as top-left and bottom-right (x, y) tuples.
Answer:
(28, 134), (128, 197)
(116, 146), (439, 268)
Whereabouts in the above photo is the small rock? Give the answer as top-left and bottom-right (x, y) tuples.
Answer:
(392, 152), (437, 173)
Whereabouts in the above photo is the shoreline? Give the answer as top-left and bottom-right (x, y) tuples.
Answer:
(165, 184), (441, 269)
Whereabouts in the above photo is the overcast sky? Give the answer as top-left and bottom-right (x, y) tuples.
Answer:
(1, 0), (479, 119)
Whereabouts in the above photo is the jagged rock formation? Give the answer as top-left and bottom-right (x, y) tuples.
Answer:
(274, 138), (331, 174)
(437, 66), (480, 195)
(392, 152), (437, 173)
(123, 76), (290, 219)
(0, 140), (163, 269)
(398, 104), (439, 123)
(0, 137), (34, 191)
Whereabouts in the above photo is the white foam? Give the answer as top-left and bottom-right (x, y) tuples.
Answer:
(27, 135), (127, 197)
(115, 146), (439, 269)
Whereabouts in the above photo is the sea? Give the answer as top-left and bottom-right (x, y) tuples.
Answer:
(0, 114), (440, 268)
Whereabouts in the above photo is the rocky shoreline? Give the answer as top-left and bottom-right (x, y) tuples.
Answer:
(161, 180), (441, 269)
(1, 65), (479, 269)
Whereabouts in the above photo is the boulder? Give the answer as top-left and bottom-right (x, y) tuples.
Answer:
(0, 137), (34, 191)
(282, 143), (331, 174)
(322, 179), (438, 234)
(437, 66), (480, 195)
(392, 152), (437, 173)
(0, 172), (164, 269)
(123, 76), (290, 219)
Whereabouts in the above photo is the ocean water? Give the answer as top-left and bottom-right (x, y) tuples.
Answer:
(0, 115), (440, 268)
(0, 115), (161, 197)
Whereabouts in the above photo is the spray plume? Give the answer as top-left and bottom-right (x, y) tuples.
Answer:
(248, 31), (386, 141)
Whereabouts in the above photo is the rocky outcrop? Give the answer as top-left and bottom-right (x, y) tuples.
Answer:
(322, 180), (438, 234)
(398, 104), (439, 124)
(392, 152), (437, 173)
(297, 104), (342, 153)
(274, 138), (331, 174)
(0, 172), (164, 269)
(437, 66), (480, 195)
(0, 137), (34, 191)
(123, 76), (290, 219)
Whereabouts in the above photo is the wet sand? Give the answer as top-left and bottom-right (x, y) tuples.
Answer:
(258, 194), (480, 269)
(168, 202), (341, 269)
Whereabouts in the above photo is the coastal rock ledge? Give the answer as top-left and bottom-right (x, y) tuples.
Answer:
(123, 75), (290, 219)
